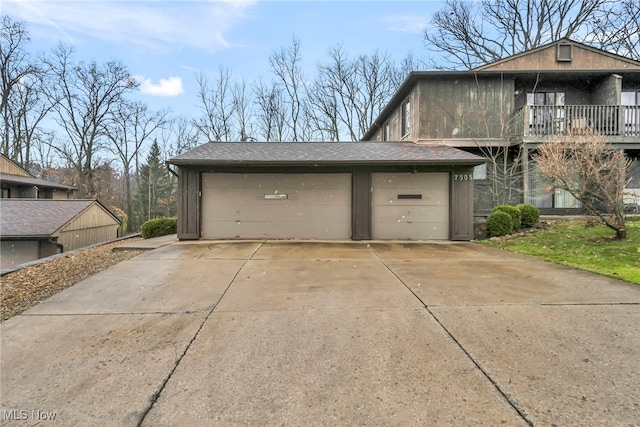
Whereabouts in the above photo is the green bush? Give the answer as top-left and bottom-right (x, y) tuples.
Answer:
(141, 217), (177, 239)
(486, 211), (514, 237)
(517, 203), (540, 228)
(492, 205), (521, 232)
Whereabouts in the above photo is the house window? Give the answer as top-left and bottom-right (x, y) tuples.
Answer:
(622, 91), (640, 135)
(382, 120), (390, 141)
(528, 162), (582, 209)
(527, 91), (565, 135)
(401, 99), (411, 137)
(557, 43), (572, 62)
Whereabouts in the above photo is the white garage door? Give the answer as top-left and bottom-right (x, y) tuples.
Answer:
(202, 173), (351, 239)
(372, 172), (449, 240)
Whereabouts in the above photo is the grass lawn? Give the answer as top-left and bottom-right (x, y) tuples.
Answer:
(480, 217), (640, 285)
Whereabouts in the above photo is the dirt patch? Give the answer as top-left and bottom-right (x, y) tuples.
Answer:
(1, 238), (145, 321)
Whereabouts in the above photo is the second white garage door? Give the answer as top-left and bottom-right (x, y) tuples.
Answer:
(201, 173), (351, 239)
(372, 172), (449, 240)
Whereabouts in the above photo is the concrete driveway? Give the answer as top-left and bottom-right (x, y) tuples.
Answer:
(1, 241), (639, 426)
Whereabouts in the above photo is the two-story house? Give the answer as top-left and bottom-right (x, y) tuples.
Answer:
(1, 153), (78, 199)
(362, 39), (640, 215)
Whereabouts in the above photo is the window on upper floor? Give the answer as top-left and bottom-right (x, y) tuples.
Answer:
(527, 92), (565, 106)
(526, 92), (565, 134)
(401, 99), (411, 137)
(622, 91), (640, 134)
(382, 120), (390, 141)
(622, 91), (639, 106)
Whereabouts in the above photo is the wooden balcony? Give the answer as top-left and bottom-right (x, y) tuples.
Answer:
(513, 105), (640, 142)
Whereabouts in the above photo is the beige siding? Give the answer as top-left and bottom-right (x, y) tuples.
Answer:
(372, 173), (449, 240)
(201, 173), (351, 239)
(0, 155), (31, 177)
(56, 225), (119, 251)
(53, 203), (120, 251)
(481, 44), (640, 72)
(52, 190), (72, 200)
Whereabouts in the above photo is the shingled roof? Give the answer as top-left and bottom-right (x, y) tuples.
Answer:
(0, 173), (77, 191)
(0, 199), (114, 238)
(170, 142), (485, 166)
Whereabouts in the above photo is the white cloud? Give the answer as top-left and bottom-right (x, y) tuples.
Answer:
(134, 75), (184, 97)
(4, 0), (257, 53)
(382, 15), (430, 35)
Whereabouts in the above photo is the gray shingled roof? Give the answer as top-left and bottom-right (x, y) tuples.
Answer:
(0, 173), (77, 191)
(169, 142), (485, 166)
(1, 199), (98, 238)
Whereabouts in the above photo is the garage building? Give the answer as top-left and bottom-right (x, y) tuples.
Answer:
(169, 142), (484, 241)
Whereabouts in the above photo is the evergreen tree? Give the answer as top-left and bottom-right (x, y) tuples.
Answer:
(134, 140), (173, 228)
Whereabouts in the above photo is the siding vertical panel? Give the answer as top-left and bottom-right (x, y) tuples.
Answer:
(351, 171), (371, 240)
(451, 167), (475, 240)
(177, 168), (200, 239)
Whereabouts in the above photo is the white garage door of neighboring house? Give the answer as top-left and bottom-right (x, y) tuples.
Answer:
(202, 173), (352, 239)
(372, 172), (449, 240)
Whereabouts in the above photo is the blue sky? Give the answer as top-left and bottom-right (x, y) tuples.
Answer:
(3, 0), (444, 116)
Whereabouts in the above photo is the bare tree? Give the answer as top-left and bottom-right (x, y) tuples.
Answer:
(533, 131), (632, 239)
(306, 77), (340, 141)
(161, 115), (199, 155)
(315, 46), (404, 141)
(423, 0), (613, 69)
(269, 37), (306, 141)
(104, 101), (168, 230)
(253, 78), (288, 141)
(0, 15), (51, 166)
(193, 68), (235, 142)
(588, 0), (640, 60)
(44, 43), (138, 198)
(232, 77), (256, 141)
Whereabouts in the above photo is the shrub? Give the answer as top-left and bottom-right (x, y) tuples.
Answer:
(517, 203), (540, 228)
(486, 211), (514, 237)
(492, 205), (521, 232)
(141, 217), (177, 239)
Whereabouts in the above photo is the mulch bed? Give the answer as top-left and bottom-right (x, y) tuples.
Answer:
(1, 238), (146, 321)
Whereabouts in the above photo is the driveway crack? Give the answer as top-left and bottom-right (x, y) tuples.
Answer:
(135, 241), (264, 427)
(371, 250), (534, 427)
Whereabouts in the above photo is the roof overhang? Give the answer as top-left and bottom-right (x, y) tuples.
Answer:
(170, 142), (486, 168)
(0, 173), (77, 191)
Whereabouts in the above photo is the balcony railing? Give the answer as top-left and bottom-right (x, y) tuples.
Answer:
(514, 105), (640, 138)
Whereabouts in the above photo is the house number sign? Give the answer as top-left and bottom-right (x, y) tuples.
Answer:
(454, 174), (474, 181)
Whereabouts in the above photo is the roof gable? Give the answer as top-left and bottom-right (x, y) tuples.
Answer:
(474, 38), (640, 72)
(0, 154), (32, 177)
(0, 200), (118, 238)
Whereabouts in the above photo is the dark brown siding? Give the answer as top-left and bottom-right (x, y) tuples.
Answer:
(450, 167), (475, 240)
(177, 168), (200, 240)
(351, 171), (371, 239)
(417, 77), (514, 140)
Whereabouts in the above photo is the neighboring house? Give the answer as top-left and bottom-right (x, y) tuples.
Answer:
(362, 39), (640, 215)
(0, 154), (77, 199)
(169, 142), (484, 241)
(0, 199), (121, 271)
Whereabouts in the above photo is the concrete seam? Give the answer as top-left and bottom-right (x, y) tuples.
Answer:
(135, 241), (264, 427)
(370, 250), (534, 427)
